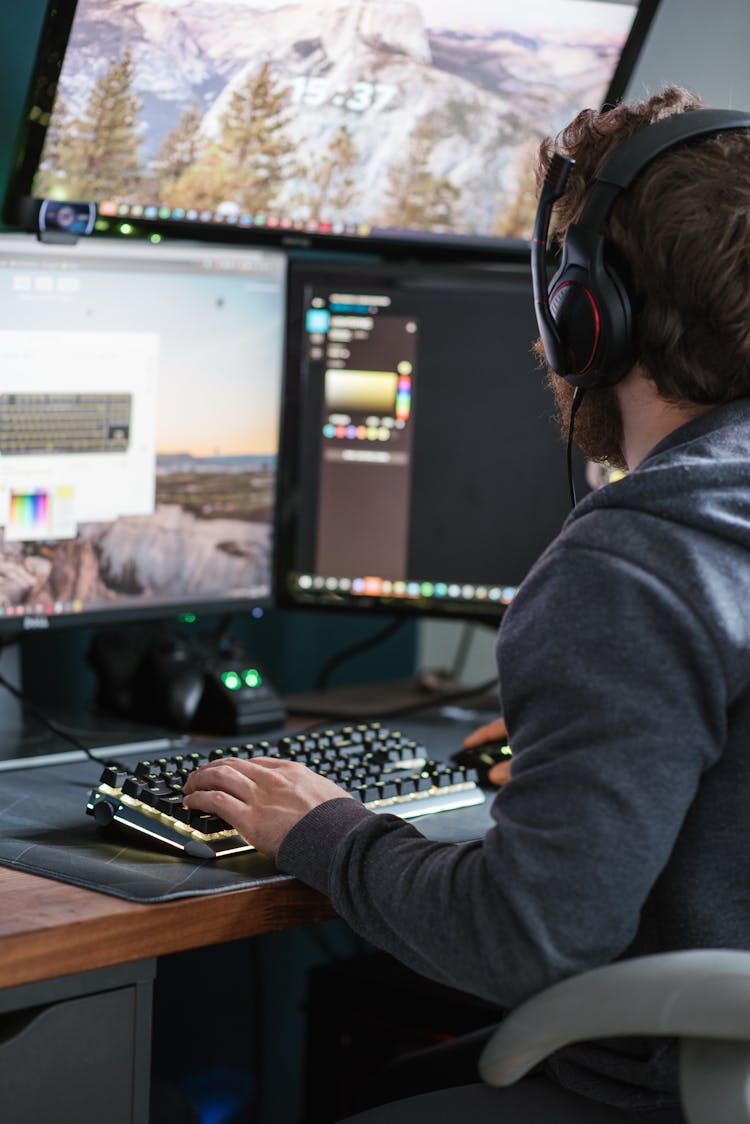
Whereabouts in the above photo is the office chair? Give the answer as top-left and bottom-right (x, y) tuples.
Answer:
(478, 949), (750, 1124)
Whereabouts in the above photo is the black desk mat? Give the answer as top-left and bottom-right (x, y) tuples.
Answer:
(0, 711), (496, 903)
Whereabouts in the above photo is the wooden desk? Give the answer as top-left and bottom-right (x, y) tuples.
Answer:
(0, 862), (335, 992)
(0, 860), (335, 1124)
(0, 712), (336, 991)
(0, 706), (488, 1121)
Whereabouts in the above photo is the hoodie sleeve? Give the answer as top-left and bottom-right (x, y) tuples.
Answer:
(277, 529), (727, 1009)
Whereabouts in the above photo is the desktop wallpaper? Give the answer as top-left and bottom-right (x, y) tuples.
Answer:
(33, 0), (638, 241)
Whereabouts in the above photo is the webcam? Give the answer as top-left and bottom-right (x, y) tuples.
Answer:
(38, 199), (97, 242)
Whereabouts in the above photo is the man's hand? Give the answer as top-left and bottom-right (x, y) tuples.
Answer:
(463, 716), (512, 786)
(182, 757), (352, 858)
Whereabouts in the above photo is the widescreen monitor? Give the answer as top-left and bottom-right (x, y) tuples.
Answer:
(277, 258), (589, 622)
(0, 233), (286, 633)
(6, 0), (659, 257)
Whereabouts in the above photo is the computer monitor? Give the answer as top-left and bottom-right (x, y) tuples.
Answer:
(276, 258), (587, 622)
(5, 0), (659, 258)
(0, 232), (286, 634)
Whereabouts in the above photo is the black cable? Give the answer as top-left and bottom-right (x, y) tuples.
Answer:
(314, 616), (407, 691)
(567, 386), (586, 507)
(289, 672), (500, 723)
(377, 673), (500, 719)
(0, 670), (122, 767)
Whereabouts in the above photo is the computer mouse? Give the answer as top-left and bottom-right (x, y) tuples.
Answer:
(132, 639), (206, 730)
(163, 664), (206, 729)
(450, 742), (513, 787)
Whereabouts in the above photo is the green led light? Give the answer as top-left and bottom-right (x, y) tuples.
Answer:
(242, 668), (262, 689)
(118, 222), (134, 235)
(221, 670), (242, 691)
(178, 613), (197, 624)
(420, 582), (434, 597)
(501, 745), (513, 757)
(149, 233), (162, 244)
(94, 219), (110, 231)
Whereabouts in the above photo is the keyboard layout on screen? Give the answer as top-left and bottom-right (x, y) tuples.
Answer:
(86, 722), (484, 859)
(0, 392), (132, 455)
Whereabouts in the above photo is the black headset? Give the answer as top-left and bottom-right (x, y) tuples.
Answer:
(532, 108), (750, 390)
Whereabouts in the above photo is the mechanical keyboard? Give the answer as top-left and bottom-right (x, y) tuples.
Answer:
(86, 721), (485, 859)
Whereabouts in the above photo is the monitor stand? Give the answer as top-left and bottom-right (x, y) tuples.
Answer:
(0, 644), (25, 738)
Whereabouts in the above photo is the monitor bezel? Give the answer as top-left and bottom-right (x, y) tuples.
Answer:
(3, 0), (662, 262)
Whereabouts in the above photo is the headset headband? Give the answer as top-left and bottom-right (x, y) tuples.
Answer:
(579, 108), (750, 232)
(533, 107), (750, 386)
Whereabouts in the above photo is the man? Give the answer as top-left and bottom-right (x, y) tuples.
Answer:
(184, 86), (750, 1122)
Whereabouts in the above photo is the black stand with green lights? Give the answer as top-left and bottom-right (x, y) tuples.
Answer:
(190, 653), (285, 734)
(87, 625), (286, 736)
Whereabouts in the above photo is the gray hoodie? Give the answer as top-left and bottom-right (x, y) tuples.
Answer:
(278, 396), (750, 1114)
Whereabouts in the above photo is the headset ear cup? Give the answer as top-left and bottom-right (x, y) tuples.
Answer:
(548, 252), (635, 389)
(549, 278), (601, 379)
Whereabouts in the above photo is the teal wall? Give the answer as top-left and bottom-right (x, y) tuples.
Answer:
(0, 2), (415, 711)
(0, 1), (49, 221)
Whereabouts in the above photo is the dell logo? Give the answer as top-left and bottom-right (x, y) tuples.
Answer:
(23, 616), (50, 630)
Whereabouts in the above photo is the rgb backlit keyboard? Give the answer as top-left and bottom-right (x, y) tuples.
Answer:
(86, 722), (484, 859)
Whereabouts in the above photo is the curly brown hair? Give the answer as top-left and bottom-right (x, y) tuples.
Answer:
(538, 85), (750, 404)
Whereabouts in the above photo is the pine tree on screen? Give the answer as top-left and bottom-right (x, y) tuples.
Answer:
(220, 61), (298, 211)
(303, 124), (360, 224)
(152, 102), (203, 202)
(56, 50), (142, 200)
(35, 94), (76, 197)
(491, 139), (540, 239)
(381, 116), (461, 232)
(171, 61), (298, 213)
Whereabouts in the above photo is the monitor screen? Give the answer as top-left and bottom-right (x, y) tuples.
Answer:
(0, 233), (286, 632)
(6, 0), (658, 257)
(277, 258), (588, 621)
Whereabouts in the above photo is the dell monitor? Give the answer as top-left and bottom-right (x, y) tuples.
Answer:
(0, 233), (286, 634)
